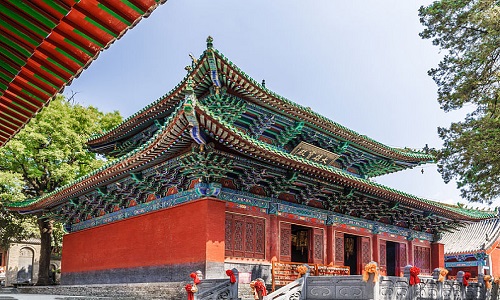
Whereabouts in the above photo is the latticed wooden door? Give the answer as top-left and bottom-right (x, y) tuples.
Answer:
(334, 231), (344, 266)
(280, 222), (292, 261)
(225, 213), (265, 259)
(361, 237), (371, 266)
(379, 239), (387, 274)
(399, 243), (407, 275)
(311, 228), (324, 264)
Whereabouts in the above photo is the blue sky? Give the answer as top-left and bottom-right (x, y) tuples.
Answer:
(65, 1), (477, 207)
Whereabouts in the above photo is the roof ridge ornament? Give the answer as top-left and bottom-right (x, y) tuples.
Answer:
(184, 66), (195, 94)
(189, 53), (198, 67)
(206, 36), (214, 49)
(205, 36), (221, 94)
(183, 69), (205, 146)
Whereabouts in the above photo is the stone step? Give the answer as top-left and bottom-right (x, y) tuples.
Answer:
(238, 283), (254, 300)
(0, 289), (17, 294)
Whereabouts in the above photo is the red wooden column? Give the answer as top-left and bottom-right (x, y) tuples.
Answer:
(326, 225), (334, 265)
(269, 215), (280, 262)
(372, 234), (380, 264)
(407, 240), (414, 266)
(431, 242), (445, 270)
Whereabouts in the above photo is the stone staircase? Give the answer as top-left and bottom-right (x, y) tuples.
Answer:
(238, 283), (255, 300)
(0, 289), (17, 294)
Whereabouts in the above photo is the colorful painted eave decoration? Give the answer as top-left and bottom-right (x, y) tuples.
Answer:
(8, 94), (494, 222)
(8, 99), (190, 211)
(87, 43), (433, 164)
(193, 102), (494, 221)
(0, 0), (167, 147)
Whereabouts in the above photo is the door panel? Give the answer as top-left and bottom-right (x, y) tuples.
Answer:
(335, 231), (344, 266)
(312, 228), (324, 264)
(280, 222), (292, 261)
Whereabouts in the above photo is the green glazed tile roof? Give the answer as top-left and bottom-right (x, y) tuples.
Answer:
(88, 46), (433, 163)
(212, 49), (433, 161)
(195, 101), (494, 220)
(9, 93), (494, 221)
(9, 41), (492, 222)
(8, 100), (186, 210)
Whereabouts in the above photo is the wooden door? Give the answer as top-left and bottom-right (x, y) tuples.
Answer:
(232, 214), (245, 258)
(311, 228), (324, 264)
(399, 243), (407, 276)
(379, 240), (387, 275)
(280, 222), (292, 261)
(360, 236), (371, 268)
(334, 231), (344, 266)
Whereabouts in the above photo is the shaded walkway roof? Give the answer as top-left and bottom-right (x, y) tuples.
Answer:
(440, 218), (500, 255)
(0, 0), (166, 147)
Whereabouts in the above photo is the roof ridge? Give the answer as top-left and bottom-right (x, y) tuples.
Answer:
(210, 48), (434, 161)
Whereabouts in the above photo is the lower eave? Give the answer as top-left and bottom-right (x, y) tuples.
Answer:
(9, 109), (190, 212)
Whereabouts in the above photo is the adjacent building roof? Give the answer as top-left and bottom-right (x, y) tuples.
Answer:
(440, 218), (500, 255)
(0, 0), (167, 147)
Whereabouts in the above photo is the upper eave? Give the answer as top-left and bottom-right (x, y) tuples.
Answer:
(209, 49), (433, 163)
(194, 101), (493, 221)
(87, 44), (433, 163)
(0, 0), (167, 148)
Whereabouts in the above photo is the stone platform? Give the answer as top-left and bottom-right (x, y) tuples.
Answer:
(18, 282), (187, 300)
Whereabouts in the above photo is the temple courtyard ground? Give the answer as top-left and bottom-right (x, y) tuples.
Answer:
(0, 289), (133, 300)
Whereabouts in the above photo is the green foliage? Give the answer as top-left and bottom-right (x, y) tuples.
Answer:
(0, 171), (38, 249)
(0, 171), (26, 203)
(419, 0), (500, 203)
(0, 95), (122, 268)
(0, 95), (122, 198)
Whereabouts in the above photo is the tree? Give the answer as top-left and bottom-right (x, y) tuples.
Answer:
(0, 95), (122, 285)
(0, 171), (38, 250)
(419, 0), (500, 203)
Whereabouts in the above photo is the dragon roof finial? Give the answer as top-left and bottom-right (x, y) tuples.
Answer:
(206, 36), (214, 49)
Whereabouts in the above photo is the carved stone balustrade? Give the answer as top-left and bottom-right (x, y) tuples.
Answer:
(194, 268), (239, 300)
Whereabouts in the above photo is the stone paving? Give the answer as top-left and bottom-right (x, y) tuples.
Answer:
(0, 289), (131, 300)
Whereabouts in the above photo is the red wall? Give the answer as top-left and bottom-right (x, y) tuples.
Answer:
(431, 243), (444, 270)
(490, 247), (500, 276)
(62, 198), (226, 273)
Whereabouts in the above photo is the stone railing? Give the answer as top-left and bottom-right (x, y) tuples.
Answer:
(263, 264), (499, 300)
(194, 268), (239, 300)
(379, 275), (410, 299)
(264, 277), (304, 300)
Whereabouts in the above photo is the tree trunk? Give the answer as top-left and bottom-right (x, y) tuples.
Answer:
(36, 217), (53, 285)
